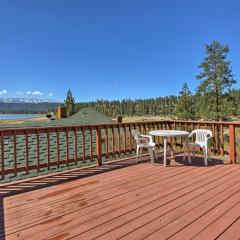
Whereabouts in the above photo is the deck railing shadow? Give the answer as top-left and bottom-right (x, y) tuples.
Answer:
(0, 153), (224, 198)
(0, 158), (147, 198)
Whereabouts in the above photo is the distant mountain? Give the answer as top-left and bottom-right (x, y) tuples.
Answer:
(0, 98), (60, 104)
(0, 98), (62, 114)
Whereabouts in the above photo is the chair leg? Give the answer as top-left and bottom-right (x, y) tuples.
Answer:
(204, 155), (208, 166)
(193, 148), (195, 159)
(183, 145), (190, 162)
(153, 148), (157, 162)
(140, 147), (143, 157)
(207, 148), (211, 162)
(203, 146), (208, 166)
(136, 146), (139, 163)
(183, 145), (186, 161)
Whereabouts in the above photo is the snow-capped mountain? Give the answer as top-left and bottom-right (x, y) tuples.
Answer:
(0, 98), (60, 104)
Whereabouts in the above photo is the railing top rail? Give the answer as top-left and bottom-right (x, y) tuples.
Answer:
(0, 120), (168, 132)
(1, 119), (240, 133)
(168, 120), (240, 125)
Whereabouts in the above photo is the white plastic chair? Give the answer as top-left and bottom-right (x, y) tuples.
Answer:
(131, 130), (157, 163)
(184, 129), (212, 166)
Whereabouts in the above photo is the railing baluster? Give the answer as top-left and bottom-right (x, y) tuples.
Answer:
(74, 127), (78, 164)
(36, 129), (40, 172)
(47, 129), (50, 170)
(118, 125), (121, 155)
(173, 122), (177, 146)
(57, 129), (60, 168)
(25, 130), (29, 174)
(1, 131), (5, 179)
(129, 124), (132, 152)
(105, 127), (109, 157)
(112, 125), (115, 154)
(14, 130), (17, 176)
(143, 123), (146, 135)
(82, 127), (85, 161)
(66, 128), (69, 166)
(96, 126), (102, 166)
(156, 122), (160, 145)
(123, 124), (127, 153)
(191, 123), (194, 142)
(138, 123), (141, 132)
(90, 127), (93, 160)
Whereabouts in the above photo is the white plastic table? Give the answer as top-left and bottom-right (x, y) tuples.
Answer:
(149, 130), (191, 167)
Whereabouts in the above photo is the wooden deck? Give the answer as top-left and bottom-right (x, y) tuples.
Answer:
(1, 155), (240, 240)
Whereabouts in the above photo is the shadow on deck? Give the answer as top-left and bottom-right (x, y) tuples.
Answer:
(0, 154), (225, 198)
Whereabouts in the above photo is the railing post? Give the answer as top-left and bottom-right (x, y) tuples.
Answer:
(229, 124), (236, 164)
(96, 126), (102, 166)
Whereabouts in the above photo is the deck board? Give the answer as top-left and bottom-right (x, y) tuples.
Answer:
(217, 217), (240, 240)
(0, 156), (240, 240)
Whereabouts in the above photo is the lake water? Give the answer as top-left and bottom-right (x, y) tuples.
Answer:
(0, 114), (38, 120)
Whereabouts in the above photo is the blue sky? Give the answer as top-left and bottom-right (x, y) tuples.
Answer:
(0, 0), (239, 102)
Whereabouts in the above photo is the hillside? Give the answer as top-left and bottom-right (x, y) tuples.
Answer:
(0, 102), (60, 114)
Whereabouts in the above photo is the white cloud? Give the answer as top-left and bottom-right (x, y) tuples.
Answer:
(48, 93), (54, 97)
(32, 90), (42, 96)
(26, 90), (43, 96)
(17, 91), (24, 95)
(0, 89), (7, 95)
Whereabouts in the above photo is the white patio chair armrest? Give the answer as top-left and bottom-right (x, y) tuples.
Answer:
(188, 132), (194, 138)
(141, 134), (150, 138)
(141, 135), (154, 144)
(136, 137), (148, 143)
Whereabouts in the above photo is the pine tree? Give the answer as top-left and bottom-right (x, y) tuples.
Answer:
(176, 83), (195, 119)
(64, 89), (75, 117)
(196, 41), (236, 120)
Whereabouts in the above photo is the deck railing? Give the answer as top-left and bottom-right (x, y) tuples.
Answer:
(0, 120), (239, 183)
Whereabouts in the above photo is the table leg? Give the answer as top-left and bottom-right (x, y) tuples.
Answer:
(169, 143), (175, 158)
(149, 147), (154, 163)
(184, 137), (191, 164)
(164, 137), (167, 167)
(187, 138), (191, 164)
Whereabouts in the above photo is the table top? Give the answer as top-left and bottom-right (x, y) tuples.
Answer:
(149, 130), (189, 137)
